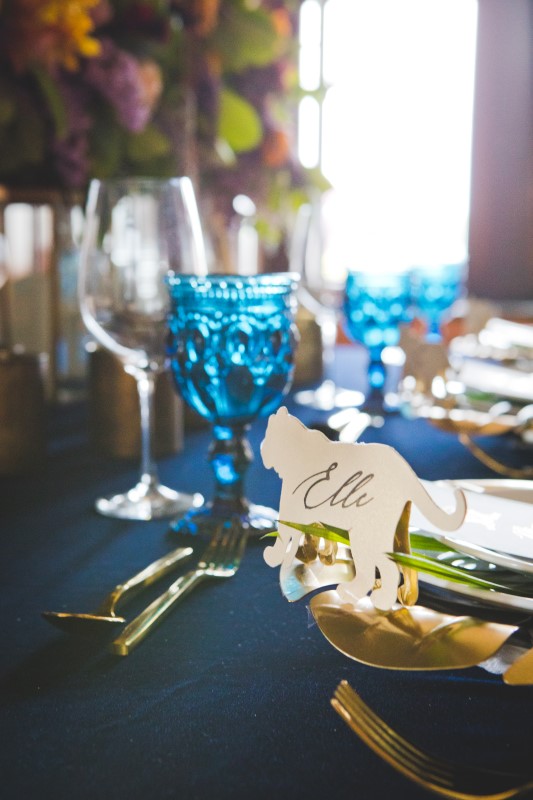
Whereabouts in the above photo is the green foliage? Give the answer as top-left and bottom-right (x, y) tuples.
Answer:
(31, 67), (68, 139)
(213, 2), (280, 73)
(126, 124), (172, 162)
(218, 88), (263, 153)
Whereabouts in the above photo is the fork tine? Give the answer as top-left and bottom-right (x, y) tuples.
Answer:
(331, 698), (455, 795)
(110, 519), (248, 656)
(333, 681), (453, 786)
(332, 682), (533, 800)
(201, 522), (228, 567)
(211, 518), (248, 570)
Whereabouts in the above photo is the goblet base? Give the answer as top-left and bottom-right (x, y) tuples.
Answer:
(170, 499), (278, 538)
(95, 481), (203, 521)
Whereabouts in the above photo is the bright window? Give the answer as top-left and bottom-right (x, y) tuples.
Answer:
(298, 0), (478, 282)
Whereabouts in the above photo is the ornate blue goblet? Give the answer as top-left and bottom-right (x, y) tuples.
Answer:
(343, 270), (411, 395)
(409, 262), (466, 339)
(166, 273), (299, 537)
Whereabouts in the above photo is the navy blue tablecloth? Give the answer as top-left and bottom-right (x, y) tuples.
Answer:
(2, 348), (533, 800)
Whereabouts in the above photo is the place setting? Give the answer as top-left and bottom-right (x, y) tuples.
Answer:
(398, 320), (533, 480)
(41, 174), (305, 656)
(45, 173), (533, 680)
(259, 406), (533, 685)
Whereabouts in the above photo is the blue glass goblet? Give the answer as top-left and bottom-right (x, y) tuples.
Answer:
(166, 273), (299, 537)
(409, 262), (466, 339)
(343, 270), (411, 394)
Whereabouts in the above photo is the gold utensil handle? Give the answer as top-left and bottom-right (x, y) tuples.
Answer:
(110, 569), (205, 656)
(105, 546), (194, 611)
(459, 433), (533, 479)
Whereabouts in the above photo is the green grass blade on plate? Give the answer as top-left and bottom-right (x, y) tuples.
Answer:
(277, 522), (453, 554)
(273, 521), (533, 596)
(277, 520), (351, 547)
(388, 551), (515, 593)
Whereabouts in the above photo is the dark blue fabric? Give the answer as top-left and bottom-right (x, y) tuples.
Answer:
(2, 347), (533, 800)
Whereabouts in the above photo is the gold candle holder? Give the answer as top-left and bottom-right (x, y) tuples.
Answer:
(87, 347), (184, 460)
(0, 349), (46, 474)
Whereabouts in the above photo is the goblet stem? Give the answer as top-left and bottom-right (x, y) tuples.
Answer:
(209, 424), (252, 514)
(368, 350), (386, 391)
(171, 422), (278, 538)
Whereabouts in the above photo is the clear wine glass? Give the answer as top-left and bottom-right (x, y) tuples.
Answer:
(291, 203), (365, 411)
(79, 176), (205, 520)
(166, 273), (299, 538)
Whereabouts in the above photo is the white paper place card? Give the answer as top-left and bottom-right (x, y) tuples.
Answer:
(261, 407), (467, 610)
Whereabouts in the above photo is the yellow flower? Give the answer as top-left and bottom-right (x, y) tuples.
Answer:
(6, 0), (101, 72)
(39, 0), (101, 68)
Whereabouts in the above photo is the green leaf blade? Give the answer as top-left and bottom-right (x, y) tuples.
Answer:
(218, 88), (262, 153)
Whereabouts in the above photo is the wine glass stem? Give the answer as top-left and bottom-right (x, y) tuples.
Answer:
(136, 370), (158, 488)
(319, 309), (338, 376)
(209, 424), (252, 512)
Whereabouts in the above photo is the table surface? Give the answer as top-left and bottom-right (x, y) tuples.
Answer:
(2, 347), (533, 800)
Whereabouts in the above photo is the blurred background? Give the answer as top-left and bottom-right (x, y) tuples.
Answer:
(0, 0), (531, 405)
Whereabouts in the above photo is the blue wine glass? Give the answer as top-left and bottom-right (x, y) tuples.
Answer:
(343, 270), (411, 395)
(409, 262), (466, 339)
(166, 273), (299, 537)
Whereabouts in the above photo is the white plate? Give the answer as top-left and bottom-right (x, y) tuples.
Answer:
(411, 479), (533, 571)
(420, 572), (533, 614)
(452, 479), (533, 503)
(416, 479), (533, 613)
(456, 360), (533, 403)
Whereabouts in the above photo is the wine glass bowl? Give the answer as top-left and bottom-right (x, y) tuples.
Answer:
(291, 202), (365, 411)
(79, 176), (205, 520)
(166, 272), (299, 537)
(343, 270), (411, 394)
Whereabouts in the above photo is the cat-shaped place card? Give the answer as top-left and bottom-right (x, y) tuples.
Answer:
(261, 407), (467, 610)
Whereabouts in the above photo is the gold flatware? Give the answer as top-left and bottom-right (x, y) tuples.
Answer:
(423, 406), (518, 436)
(332, 681), (533, 799)
(110, 520), (248, 656)
(42, 545), (193, 635)
(310, 590), (517, 670)
(504, 647), (533, 685)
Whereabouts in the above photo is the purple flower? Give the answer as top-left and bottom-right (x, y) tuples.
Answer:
(52, 74), (92, 188)
(83, 38), (151, 132)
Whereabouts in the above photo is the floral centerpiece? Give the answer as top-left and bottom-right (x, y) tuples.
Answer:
(0, 0), (324, 242)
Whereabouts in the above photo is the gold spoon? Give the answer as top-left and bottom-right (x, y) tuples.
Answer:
(42, 545), (193, 635)
(310, 590), (517, 670)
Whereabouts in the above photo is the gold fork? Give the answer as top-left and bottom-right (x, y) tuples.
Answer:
(331, 681), (533, 800)
(110, 519), (248, 656)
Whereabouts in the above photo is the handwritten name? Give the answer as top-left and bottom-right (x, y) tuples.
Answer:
(293, 462), (374, 509)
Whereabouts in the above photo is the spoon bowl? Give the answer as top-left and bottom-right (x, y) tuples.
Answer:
(42, 545), (193, 636)
(42, 610), (127, 635)
(310, 590), (517, 670)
